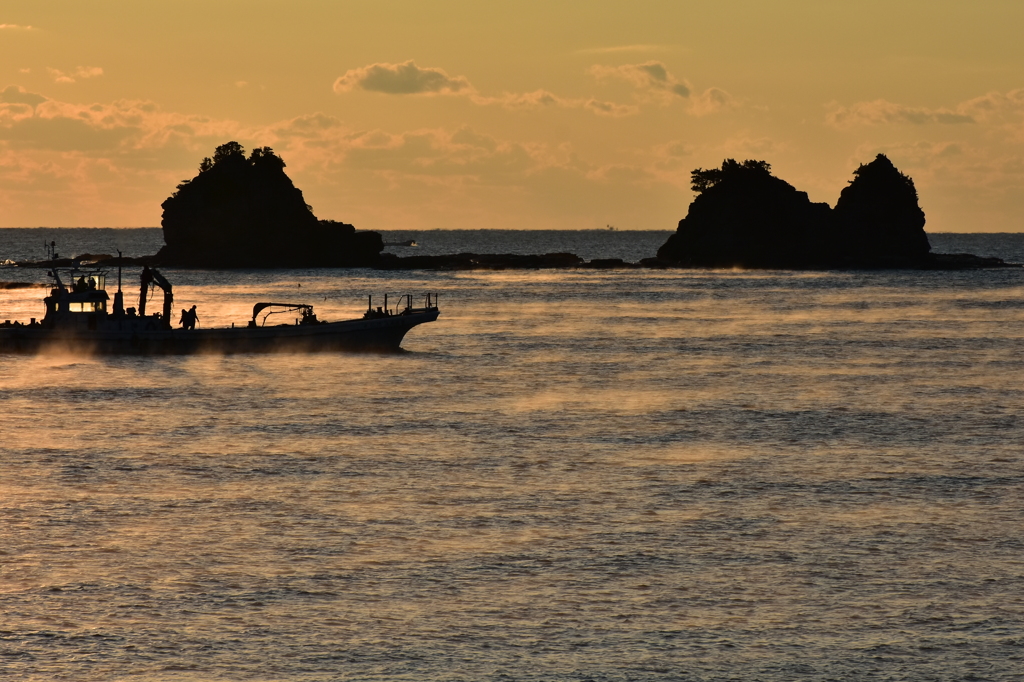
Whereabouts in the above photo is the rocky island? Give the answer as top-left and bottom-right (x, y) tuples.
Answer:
(155, 142), (383, 268)
(655, 155), (1012, 269)
(9, 149), (1014, 272)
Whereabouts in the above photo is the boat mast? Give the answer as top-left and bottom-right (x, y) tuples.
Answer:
(112, 250), (125, 316)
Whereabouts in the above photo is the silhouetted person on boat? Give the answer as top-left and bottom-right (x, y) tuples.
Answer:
(179, 305), (199, 330)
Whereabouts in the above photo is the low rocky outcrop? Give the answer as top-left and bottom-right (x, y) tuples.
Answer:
(655, 155), (994, 269)
(375, 252), (585, 270)
(155, 142), (383, 267)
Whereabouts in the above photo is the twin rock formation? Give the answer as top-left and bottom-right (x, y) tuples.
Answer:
(657, 155), (933, 268)
(155, 143), (1005, 270)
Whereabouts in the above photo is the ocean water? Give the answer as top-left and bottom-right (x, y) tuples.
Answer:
(0, 228), (674, 266)
(2, 230), (1024, 681)
(3, 227), (1024, 265)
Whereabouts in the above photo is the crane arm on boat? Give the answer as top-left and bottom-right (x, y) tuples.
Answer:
(251, 302), (316, 326)
(139, 265), (173, 328)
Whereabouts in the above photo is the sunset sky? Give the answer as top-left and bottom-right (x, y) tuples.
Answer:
(2, 1), (1023, 231)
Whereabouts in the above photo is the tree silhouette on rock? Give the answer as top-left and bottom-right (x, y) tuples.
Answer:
(157, 142), (383, 267)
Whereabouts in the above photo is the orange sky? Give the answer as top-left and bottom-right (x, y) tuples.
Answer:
(2, 1), (1023, 231)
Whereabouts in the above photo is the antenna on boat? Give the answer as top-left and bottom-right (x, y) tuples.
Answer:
(113, 249), (125, 317)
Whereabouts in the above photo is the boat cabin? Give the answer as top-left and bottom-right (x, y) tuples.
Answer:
(42, 265), (173, 331)
(43, 270), (111, 330)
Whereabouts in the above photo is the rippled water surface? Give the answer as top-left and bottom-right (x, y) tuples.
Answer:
(2, 231), (1024, 680)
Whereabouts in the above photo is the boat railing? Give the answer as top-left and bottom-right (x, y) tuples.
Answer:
(364, 293), (439, 318)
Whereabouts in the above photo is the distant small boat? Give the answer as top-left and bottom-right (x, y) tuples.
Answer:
(0, 266), (439, 354)
(384, 239), (417, 247)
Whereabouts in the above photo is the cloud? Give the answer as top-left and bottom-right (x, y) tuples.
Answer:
(252, 117), (685, 231)
(267, 112), (344, 141)
(649, 140), (696, 175)
(333, 62), (637, 117)
(480, 91), (638, 117)
(263, 120), (543, 182)
(584, 98), (639, 117)
(0, 95), (241, 154)
(719, 135), (782, 157)
(333, 60), (471, 95)
(956, 89), (1024, 123)
(662, 141), (694, 157)
(48, 66), (104, 84)
(586, 163), (654, 184)
(0, 115), (136, 152)
(474, 89), (565, 110)
(0, 94), (252, 226)
(855, 141), (964, 168)
(827, 90), (1024, 136)
(689, 87), (736, 116)
(827, 99), (976, 127)
(262, 116), (648, 207)
(576, 45), (670, 55)
(450, 126), (499, 151)
(0, 85), (47, 107)
(589, 61), (691, 99)
(474, 89), (637, 116)
(0, 24), (34, 30)
(587, 61), (735, 115)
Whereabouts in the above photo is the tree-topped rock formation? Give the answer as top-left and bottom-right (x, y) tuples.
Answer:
(834, 154), (930, 266)
(156, 142), (383, 267)
(657, 159), (836, 268)
(657, 154), (934, 269)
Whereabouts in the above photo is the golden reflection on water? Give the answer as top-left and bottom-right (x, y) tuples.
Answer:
(1, 267), (1024, 679)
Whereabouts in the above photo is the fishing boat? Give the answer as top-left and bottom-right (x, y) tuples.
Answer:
(0, 265), (440, 354)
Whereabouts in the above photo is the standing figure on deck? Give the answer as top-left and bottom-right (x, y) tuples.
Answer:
(179, 305), (199, 330)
